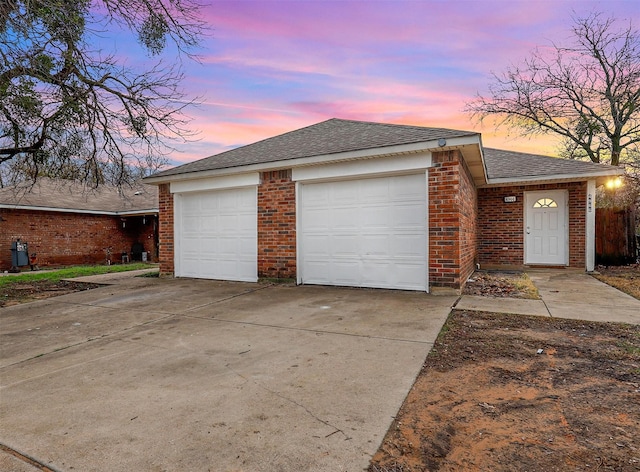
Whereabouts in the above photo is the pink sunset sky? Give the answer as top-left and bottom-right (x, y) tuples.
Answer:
(107, 0), (640, 167)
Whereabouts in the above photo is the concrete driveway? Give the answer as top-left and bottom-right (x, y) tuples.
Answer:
(0, 277), (456, 472)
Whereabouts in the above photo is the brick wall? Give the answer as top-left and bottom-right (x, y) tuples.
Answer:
(458, 157), (478, 285)
(158, 183), (174, 276)
(257, 170), (296, 278)
(0, 209), (156, 270)
(429, 150), (478, 289)
(478, 181), (586, 268)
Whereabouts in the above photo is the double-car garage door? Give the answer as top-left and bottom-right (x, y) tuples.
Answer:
(174, 173), (427, 290)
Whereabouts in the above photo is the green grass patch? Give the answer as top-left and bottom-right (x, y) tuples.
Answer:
(0, 263), (154, 287)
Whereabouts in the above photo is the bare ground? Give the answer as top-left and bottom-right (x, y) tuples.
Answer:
(0, 280), (100, 307)
(370, 268), (640, 472)
(592, 264), (640, 300)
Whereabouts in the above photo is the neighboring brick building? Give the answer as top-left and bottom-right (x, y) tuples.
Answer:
(144, 119), (622, 293)
(0, 179), (158, 270)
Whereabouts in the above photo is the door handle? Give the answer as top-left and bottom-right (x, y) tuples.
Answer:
(526, 227), (531, 234)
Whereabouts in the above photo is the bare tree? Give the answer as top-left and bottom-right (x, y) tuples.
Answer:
(0, 0), (206, 187)
(466, 12), (640, 168)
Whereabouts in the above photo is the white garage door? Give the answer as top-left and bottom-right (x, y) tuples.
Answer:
(299, 174), (427, 290)
(175, 187), (257, 282)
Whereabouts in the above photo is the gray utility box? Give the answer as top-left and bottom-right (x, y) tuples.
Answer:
(11, 240), (29, 267)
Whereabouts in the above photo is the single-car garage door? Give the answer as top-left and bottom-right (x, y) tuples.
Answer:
(175, 187), (257, 281)
(299, 173), (427, 290)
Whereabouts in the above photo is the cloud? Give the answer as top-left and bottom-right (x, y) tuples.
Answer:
(141, 0), (640, 167)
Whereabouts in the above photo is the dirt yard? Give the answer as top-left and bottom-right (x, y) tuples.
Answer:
(0, 280), (99, 307)
(593, 264), (640, 300)
(370, 269), (640, 472)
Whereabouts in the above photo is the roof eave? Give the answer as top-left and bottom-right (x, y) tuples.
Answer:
(480, 168), (624, 188)
(0, 204), (158, 215)
(144, 134), (482, 184)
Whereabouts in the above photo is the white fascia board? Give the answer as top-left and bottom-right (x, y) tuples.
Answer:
(292, 152), (431, 182)
(482, 169), (623, 187)
(145, 135), (482, 185)
(0, 204), (115, 215)
(0, 204), (158, 216)
(117, 209), (159, 216)
(170, 173), (260, 194)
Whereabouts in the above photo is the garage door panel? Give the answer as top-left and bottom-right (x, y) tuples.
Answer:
(303, 184), (329, 205)
(360, 180), (390, 201)
(300, 174), (427, 291)
(394, 203), (426, 227)
(392, 233), (426, 254)
(330, 235), (359, 256)
(200, 217), (218, 232)
(360, 234), (390, 255)
(302, 234), (330, 255)
(361, 206), (389, 228)
(218, 214), (239, 233)
(331, 182), (358, 203)
(303, 260), (330, 282)
(331, 261), (361, 284)
(332, 207), (359, 229)
(176, 187), (257, 282)
(394, 263), (428, 290)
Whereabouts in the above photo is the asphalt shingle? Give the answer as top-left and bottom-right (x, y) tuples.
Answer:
(0, 178), (158, 214)
(483, 148), (619, 181)
(150, 118), (479, 178)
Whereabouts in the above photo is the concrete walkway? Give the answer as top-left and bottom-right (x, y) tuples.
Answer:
(456, 269), (640, 325)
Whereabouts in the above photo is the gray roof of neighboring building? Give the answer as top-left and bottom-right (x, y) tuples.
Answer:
(0, 178), (158, 214)
(149, 118), (479, 179)
(483, 148), (621, 181)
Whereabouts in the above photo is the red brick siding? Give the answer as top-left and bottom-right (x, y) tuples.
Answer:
(158, 183), (174, 276)
(429, 150), (478, 289)
(458, 157), (478, 284)
(478, 181), (586, 268)
(258, 170), (296, 278)
(0, 209), (156, 270)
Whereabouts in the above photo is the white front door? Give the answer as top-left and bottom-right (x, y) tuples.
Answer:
(524, 190), (568, 265)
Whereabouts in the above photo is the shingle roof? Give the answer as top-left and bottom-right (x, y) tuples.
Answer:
(483, 148), (621, 181)
(149, 118), (479, 179)
(0, 178), (158, 214)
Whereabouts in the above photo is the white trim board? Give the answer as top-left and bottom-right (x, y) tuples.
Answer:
(170, 173), (260, 194)
(292, 152), (432, 182)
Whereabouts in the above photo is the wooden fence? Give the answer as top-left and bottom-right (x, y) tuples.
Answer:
(595, 207), (638, 265)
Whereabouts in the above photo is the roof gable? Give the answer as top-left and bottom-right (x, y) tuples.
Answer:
(0, 178), (158, 215)
(149, 118), (479, 179)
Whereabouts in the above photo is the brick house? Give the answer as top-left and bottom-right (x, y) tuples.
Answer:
(0, 178), (158, 270)
(144, 119), (622, 293)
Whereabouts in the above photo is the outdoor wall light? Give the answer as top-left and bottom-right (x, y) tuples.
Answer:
(605, 177), (623, 190)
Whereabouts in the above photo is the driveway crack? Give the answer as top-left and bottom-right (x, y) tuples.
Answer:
(1, 313), (176, 369)
(0, 443), (62, 472)
(180, 284), (274, 314)
(224, 363), (352, 441)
